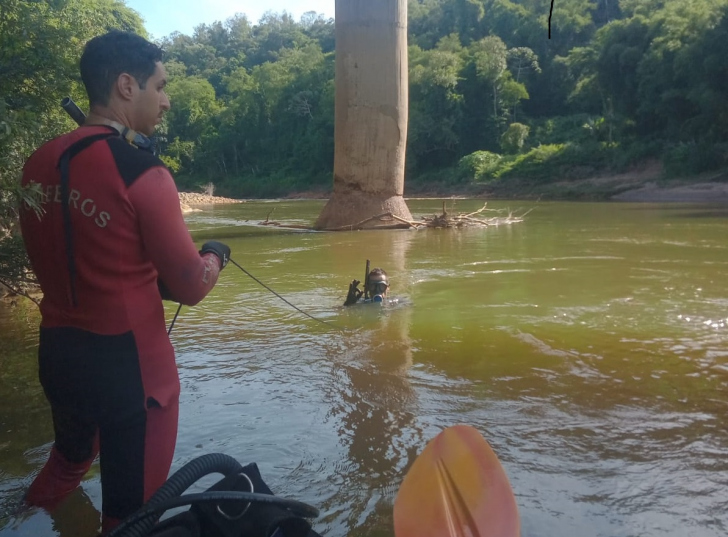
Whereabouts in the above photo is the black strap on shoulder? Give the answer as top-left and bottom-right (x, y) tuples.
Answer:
(58, 132), (116, 307)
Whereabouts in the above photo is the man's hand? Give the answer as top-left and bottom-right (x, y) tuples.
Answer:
(199, 241), (231, 269)
(343, 279), (363, 306)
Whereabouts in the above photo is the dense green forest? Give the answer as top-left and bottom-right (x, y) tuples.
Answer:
(2, 0), (728, 288)
(152, 0), (728, 196)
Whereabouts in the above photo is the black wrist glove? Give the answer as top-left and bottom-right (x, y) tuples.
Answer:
(200, 240), (230, 269)
(343, 279), (363, 306)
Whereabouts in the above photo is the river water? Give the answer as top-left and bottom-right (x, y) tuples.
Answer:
(1, 199), (727, 537)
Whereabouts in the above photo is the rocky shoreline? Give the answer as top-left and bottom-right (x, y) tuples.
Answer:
(178, 192), (245, 212)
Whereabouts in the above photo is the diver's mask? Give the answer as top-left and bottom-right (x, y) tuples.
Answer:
(367, 280), (389, 302)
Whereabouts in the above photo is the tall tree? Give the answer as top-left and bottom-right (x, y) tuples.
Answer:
(407, 34), (465, 171)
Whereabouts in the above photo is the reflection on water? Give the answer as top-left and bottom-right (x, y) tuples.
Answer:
(318, 232), (420, 536)
(1, 200), (727, 537)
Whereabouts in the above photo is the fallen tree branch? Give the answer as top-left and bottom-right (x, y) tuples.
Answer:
(326, 212), (422, 231)
(0, 277), (40, 307)
(259, 221), (314, 229)
(418, 202), (528, 228)
(261, 204), (529, 232)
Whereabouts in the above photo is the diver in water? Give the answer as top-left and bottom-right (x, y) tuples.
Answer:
(344, 267), (391, 306)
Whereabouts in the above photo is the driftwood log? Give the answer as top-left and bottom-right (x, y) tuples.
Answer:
(260, 208), (312, 229)
(420, 201), (530, 228)
(260, 202), (528, 231)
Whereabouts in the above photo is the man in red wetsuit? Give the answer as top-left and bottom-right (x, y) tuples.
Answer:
(19, 31), (231, 533)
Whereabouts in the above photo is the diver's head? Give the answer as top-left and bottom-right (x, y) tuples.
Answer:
(367, 268), (389, 302)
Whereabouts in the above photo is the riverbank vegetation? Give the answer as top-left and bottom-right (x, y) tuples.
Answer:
(2, 0), (728, 289)
(159, 0), (728, 197)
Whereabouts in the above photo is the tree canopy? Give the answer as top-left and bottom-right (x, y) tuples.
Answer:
(0, 0), (146, 295)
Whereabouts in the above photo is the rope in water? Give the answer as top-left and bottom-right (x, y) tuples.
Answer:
(167, 257), (343, 335)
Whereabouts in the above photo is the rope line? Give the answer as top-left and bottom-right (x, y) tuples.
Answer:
(166, 258), (343, 334)
(229, 258), (343, 331)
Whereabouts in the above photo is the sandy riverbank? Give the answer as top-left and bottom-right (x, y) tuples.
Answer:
(609, 181), (728, 202)
(560, 161), (728, 202)
(423, 161), (728, 203)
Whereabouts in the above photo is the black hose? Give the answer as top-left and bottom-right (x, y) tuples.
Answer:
(106, 491), (319, 533)
(167, 303), (182, 335)
(229, 258), (344, 331)
(108, 453), (243, 537)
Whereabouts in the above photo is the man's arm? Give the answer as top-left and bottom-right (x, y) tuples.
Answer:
(128, 166), (222, 306)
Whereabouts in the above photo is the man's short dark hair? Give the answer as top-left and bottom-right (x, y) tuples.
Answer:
(80, 31), (164, 106)
(369, 268), (388, 280)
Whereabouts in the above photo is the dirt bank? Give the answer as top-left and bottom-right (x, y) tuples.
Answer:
(610, 181), (728, 202)
(176, 161), (728, 205)
(603, 162), (728, 202)
(472, 161), (728, 203)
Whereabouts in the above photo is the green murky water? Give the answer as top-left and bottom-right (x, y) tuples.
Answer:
(1, 199), (727, 536)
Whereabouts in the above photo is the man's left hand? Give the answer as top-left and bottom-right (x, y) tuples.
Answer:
(344, 279), (363, 306)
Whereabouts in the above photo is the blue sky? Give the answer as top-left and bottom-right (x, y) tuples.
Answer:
(125, 0), (335, 40)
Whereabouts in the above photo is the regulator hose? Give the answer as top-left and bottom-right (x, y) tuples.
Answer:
(108, 453), (243, 537)
(107, 453), (319, 537)
(106, 491), (319, 536)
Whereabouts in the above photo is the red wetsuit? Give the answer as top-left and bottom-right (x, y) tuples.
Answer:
(19, 125), (221, 530)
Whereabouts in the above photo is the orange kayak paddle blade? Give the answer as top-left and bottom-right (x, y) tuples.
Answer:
(394, 424), (520, 537)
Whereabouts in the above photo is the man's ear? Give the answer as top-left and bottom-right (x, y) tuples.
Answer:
(116, 73), (137, 102)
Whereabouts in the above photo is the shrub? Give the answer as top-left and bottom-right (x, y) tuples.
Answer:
(500, 123), (530, 154)
(493, 142), (621, 183)
(159, 154), (181, 173)
(662, 142), (728, 178)
(530, 115), (594, 146)
(457, 151), (503, 182)
(495, 144), (568, 181)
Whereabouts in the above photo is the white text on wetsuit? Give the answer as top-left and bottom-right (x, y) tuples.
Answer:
(29, 183), (111, 228)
